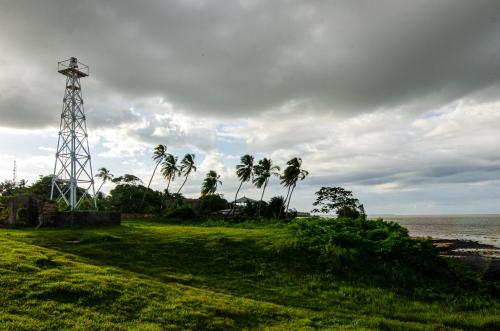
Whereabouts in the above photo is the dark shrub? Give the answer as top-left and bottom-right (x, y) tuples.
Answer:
(164, 205), (196, 219)
(16, 204), (28, 225)
(337, 206), (360, 219)
(0, 207), (8, 221)
(164, 193), (185, 210)
(242, 201), (268, 217)
(200, 194), (228, 214)
(266, 196), (285, 219)
(288, 217), (480, 290)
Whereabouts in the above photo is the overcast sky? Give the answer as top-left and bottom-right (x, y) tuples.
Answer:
(1, 0), (500, 214)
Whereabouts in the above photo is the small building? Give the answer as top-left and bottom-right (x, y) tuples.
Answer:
(231, 196), (257, 207)
(217, 196), (258, 217)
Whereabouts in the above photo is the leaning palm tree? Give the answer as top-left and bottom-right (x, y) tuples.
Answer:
(281, 157), (309, 214)
(253, 158), (280, 216)
(232, 154), (255, 215)
(95, 167), (114, 195)
(141, 144), (168, 206)
(177, 154), (197, 194)
(201, 170), (222, 196)
(161, 154), (180, 195)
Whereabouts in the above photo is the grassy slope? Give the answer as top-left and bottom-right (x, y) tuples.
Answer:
(0, 220), (498, 330)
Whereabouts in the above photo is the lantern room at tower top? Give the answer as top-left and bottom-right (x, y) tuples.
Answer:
(57, 57), (89, 78)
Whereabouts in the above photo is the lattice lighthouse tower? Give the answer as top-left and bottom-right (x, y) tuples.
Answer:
(50, 57), (97, 210)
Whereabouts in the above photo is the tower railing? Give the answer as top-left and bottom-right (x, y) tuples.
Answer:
(57, 58), (89, 77)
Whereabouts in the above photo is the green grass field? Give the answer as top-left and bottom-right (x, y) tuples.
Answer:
(0, 219), (499, 330)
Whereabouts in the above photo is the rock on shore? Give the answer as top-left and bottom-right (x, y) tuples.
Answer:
(431, 239), (500, 282)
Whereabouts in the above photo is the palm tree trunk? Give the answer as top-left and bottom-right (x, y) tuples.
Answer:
(141, 161), (160, 208)
(257, 179), (268, 217)
(166, 176), (172, 194)
(96, 181), (105, 196)
(286, 183), (297, 215)
(165, 176), (172, 208)
(147, 162), (160, 189)
(177, 175), (189, 194)
(231, 181), (243, 216)
(279, 185), (292, 219)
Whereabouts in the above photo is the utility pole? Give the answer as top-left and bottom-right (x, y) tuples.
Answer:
(12, 160), (16, 185)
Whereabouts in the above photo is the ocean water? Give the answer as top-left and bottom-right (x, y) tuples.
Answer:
(372, 214), (500, 249)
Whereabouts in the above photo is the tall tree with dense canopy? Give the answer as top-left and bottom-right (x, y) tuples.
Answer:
(232, 154), (255, 215)
(112, 174), (143, 186)
(95, 167), (114, 195)
(161, 154), (180, 195)
(111, 174), (144, 202)
(312, 187), (366, 219)
(201, 170), (222, 196)
(141, 144), (168, 206)
(177, 154), (197, 194)
(281, 157), (309, 214)
(253, 158), (280, 216)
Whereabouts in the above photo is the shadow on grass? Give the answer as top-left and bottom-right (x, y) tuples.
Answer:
(10, 224), (316, 305)
(4, 222), (500, 331)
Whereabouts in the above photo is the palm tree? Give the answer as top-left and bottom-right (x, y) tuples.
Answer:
(141, 144), (168, 206)
(253, 158), (280, 216)
(281, 157), (309, 215)
(95, 167), (113, 195)
(232, 154), (255, 215)
(161, 154), (180, 195)
(201, 170), (222, 196)
(177, 154), (197, 194)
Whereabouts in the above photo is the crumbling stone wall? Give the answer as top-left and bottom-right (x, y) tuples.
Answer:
(5, 194), (39, 226)
(0, 195), (118, 228)
(39, 201), (58, 226)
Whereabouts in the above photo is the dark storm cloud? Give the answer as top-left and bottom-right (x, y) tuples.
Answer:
(0, 92), (58, 128)
(2, 0), (500, 214)
(1, 0), (500, 127)
(86, 107), (142, 129)
(305, 160), (500, 189)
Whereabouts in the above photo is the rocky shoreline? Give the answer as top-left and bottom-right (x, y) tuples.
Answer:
(430, 238), (500, 282)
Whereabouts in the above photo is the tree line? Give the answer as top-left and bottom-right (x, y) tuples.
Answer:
(1, 143), (366, 220)
(93, 144), (310, 216)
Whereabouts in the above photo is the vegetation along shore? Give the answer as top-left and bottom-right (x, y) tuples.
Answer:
(0, 218), (499, 330)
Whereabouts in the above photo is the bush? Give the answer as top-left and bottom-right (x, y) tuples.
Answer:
(16, 204), (28, 225)
(199, 194), (228, 214)
(164, 193), (185, 209)
(0, 207), (8, 221)
(288, 217), (480, 290)
(164, 205), (196, 219)
(266, 196), (286, 219)
(337, 206), (360, 219)
(239, 197), (292, 220)
(242, 201), (268, 217)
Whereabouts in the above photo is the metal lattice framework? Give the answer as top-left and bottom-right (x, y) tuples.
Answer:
(50, 57), (96, 210)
